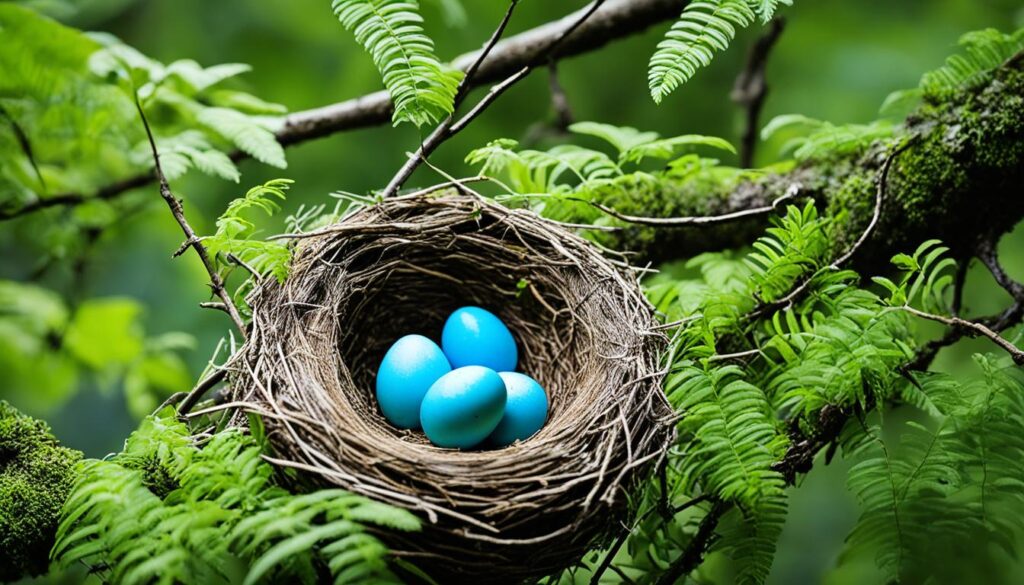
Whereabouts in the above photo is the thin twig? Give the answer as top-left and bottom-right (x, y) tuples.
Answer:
(909, 238), (1024, 369)
(731, 18), (785, 168)
(654, 499), (727, 585)
(708, 348), (763, 362)
(747, 140), (911, 320)
(589, 182), (800, 227)
(588, 494), (710, 585)
(382, 0), (608, 198)
(548, 62), (575, 131)
(380, 0), (522, 198)
(177, 368), (228, 415)
(901, 306), (1024, 365)
(134, 95), (248, 336)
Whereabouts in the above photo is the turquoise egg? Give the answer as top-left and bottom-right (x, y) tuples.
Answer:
(488, 372), (549, 447)
(441, 306), (518, 372)
(420, 366), (507, 449)
(375, 335), (451, 429)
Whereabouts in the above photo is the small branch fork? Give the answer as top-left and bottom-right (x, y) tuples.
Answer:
(909, 237), (1024, 368)
(134, 95), (248, 337)
(731, 18), (785, 168)
(381, 0), (608, 198)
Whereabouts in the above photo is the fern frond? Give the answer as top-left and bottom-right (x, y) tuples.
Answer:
(761, 114), (894, 161)
(666, 364), (785, 506)
(747, 0), (792, 24)
(920, 28), (1024, 99)
(331, 0), (462, 127)
(648, 1), (756, 103)
(717, 492), (788, 584)
(197, 107), (286, 169)
(204, 179), (294, 283)
(568, 121), (661, 155)
(55, 410), (421, 584)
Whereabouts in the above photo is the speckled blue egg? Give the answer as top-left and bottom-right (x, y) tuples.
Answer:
(441, 306), (518, 372)
(420, 366), (507, 449)
(376, 335), (451, 429)
(488, 372), (548, 447)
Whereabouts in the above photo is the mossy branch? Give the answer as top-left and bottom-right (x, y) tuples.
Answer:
(606, 65), (1024, 270)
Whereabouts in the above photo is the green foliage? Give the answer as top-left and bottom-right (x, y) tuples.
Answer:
(0, 401), (82, 582)
(840, 356), (1024, 583)
(760, 114), (895, 161)
(90, 39), (287, 173)
(0, 4), (286, 218)
(204, 178), (295, 285)
(331, 0), (462, 127)
(465, 123), (736, 224)
(648, 1), (757, 103)
(873, 239), (956, 313)
(920, 28), (1024, 99)
(0, 281), (193, 417)
(878, 27), (1024, 117)
(53, 409), (420, 584)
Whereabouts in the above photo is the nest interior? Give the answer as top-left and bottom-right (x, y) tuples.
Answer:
(227, 193), (674, 582)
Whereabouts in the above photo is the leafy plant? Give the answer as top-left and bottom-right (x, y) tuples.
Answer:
(331, 0), (462, 127)
(648, 1), (757, 103)
(53, 409), (420, 584)
(204, 178), (295, 284)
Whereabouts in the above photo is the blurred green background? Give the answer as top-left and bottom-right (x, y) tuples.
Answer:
(2, 0), (1022, 583)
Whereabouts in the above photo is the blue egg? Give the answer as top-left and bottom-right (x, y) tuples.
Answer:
(442, 306), (518, 372)
(420, 366), (507, 449)
(376, 335), (451, 429)
(488, 372), (549, 447)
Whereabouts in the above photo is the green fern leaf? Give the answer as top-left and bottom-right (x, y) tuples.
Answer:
(648, 0), (756, 103)
(331, 0), (462, 127)
(197, 107), (286, 168)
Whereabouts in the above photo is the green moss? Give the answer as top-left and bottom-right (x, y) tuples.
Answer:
(0, 401), (82, 582)
(825, 171), (877, 250)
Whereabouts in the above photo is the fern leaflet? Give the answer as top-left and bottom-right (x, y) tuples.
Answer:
(331, 0), (462, 127)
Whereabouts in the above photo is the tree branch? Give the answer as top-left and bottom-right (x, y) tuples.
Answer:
(134, 96), (248, 337)
(731, 18), (785, 168)
(654, 499), (727, 585)
(1, 0), (690, 221)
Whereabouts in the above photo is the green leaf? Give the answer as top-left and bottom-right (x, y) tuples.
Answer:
(331, 0), (463, 127)
(198, 107), (286, 168)
(648, 1), (757, 103)
(65, 298), (144, 370)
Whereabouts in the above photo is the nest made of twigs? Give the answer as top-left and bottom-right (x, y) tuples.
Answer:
(226, 193), (674, 583)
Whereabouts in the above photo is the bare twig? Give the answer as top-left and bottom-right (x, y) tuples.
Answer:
(588, 494), (710, 585)
(902, 306), (1024, 365)
(382, 0), (609, 197)
(909, 238), (1024, 369)
(548, 62), (575, 131)
(134, 96), (248, 336)
(590, 182), (800, 227)
(731, 18), (785, 168)
(177, 368), (229, 415)
(747, 140), (910, 320)
(381, 0), (522, 198)
(708, 348), (763, 362)
(654, 499), (727, 585)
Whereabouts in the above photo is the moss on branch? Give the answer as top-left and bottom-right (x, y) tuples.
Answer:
(601, 66), (1024, 266)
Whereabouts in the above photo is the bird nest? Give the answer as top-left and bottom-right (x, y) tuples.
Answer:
(225, 192), (674, 582)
